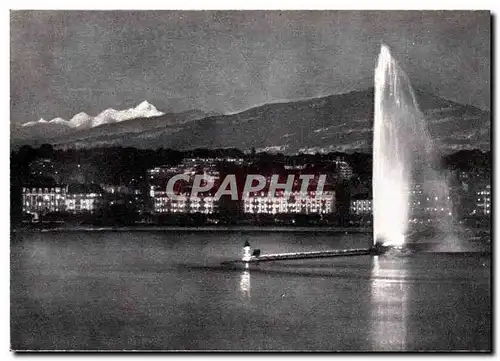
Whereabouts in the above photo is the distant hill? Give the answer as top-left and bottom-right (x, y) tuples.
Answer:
(11, 88), (490, 154)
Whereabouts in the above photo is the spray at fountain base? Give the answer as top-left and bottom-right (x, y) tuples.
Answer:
(370, 236), (408, 255)
(370, 242), (393, 255)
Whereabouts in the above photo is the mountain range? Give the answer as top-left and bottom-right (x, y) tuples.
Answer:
(10, 89), (490, 154)
(19, 100), (164, 129)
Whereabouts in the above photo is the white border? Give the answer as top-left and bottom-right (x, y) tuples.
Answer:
(3, 1), (499, 10)
(3, 2), (497, 360)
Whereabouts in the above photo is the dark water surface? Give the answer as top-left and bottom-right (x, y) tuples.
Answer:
(11, 231), (491, 351)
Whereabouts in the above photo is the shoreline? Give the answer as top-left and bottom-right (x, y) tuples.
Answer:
(18, 226), (372, 233)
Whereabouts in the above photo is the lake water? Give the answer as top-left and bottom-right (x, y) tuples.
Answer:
(11, 230), (491, 351)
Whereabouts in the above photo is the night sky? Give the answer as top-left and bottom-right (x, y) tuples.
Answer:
(10, 10), (490, 124)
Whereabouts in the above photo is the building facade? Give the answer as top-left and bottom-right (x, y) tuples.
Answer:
(22, 186), (66, 215)
(334, 157), (353, 181)
(350, 199), (372, 215)
(474, 184), (491, 216)
(243, 191), (335, 215)
(100, 184), (141, 195)
(407, 182), (453, 223)
(65, 184), (105, 213)
(150, 188), (218, 214)
(148, 158), (222, 214)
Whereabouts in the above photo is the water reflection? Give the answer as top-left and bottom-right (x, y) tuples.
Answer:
(370, 255), (409, 351)
(239, 269), (251, 299)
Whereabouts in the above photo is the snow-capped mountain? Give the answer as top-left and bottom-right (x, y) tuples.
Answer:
(47, 117), (68, 125)
(11, 104), (215, 148)
(69, 112), (93, 128)
(22, 118), (48, 127)
(91, 101), (164, 127)
(20, 101), (165, 129)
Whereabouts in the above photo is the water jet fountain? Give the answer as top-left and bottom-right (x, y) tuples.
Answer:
(371, 44), (454, 253)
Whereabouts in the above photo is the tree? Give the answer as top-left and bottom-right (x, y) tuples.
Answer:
(38, 144), (54, 159)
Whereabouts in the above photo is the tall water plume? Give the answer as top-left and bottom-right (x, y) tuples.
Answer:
(373, 44), (453, 247)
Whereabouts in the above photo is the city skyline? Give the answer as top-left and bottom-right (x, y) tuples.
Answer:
(14, 146), (491, 224)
